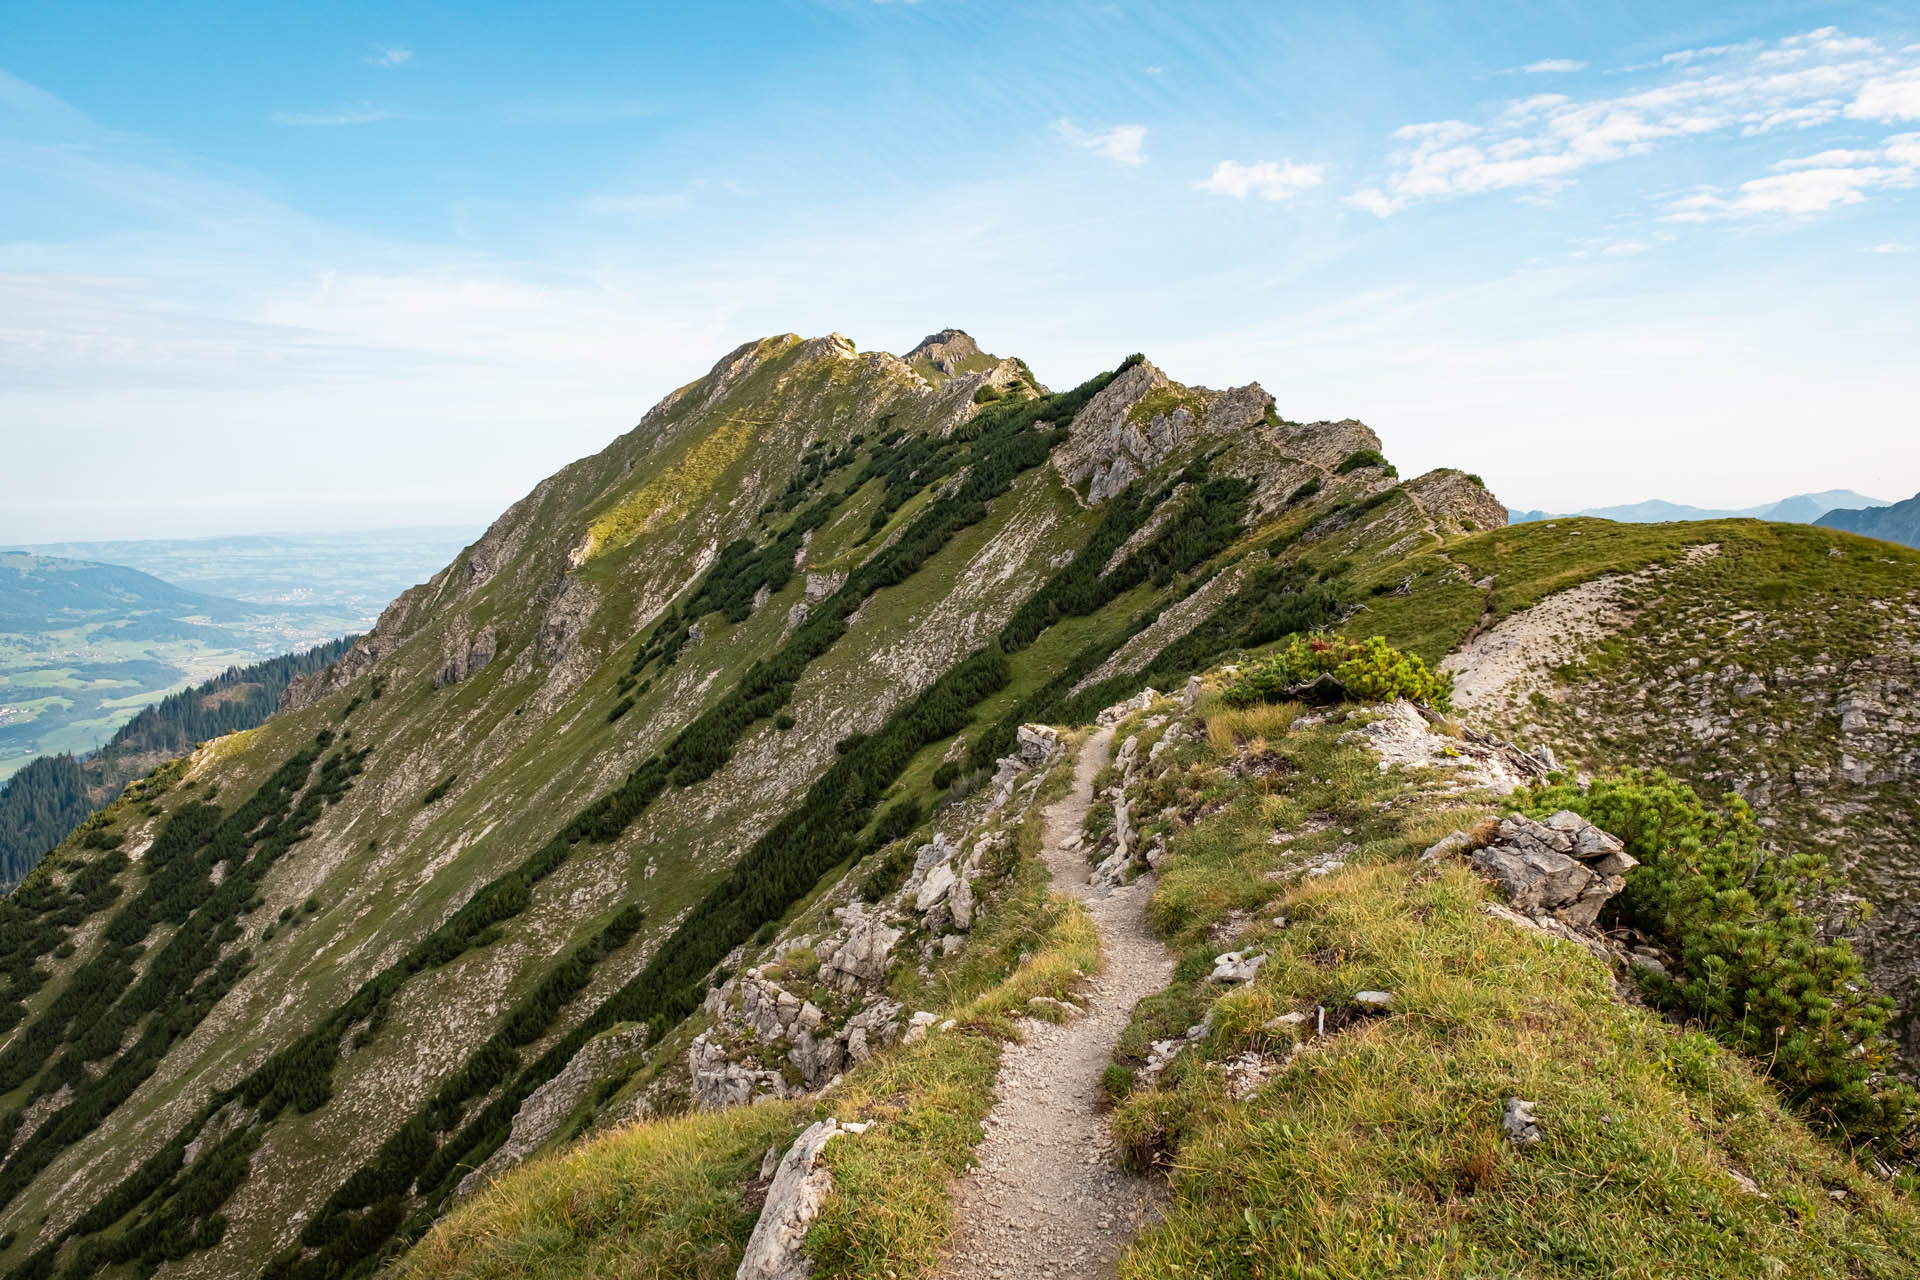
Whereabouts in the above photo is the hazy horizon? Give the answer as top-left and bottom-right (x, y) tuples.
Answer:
(5, 2), (1918, 542)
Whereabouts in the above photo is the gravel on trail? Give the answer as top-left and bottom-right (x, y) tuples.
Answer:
(938, 725), (1175, 1279)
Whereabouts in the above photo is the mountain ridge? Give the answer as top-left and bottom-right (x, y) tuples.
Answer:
(1819, 491), (1920, 549)
(1510, 488), (1889, 525)
(1, 328), (1916, 1280)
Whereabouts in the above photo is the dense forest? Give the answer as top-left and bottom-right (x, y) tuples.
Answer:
(0, 637), (354, 887)
(0, 758), (90, 886)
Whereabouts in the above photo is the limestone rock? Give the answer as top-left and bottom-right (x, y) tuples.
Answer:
(804, 570), (847, 603)
(1469, 814), (1635, 929)
(689, 1033), (788, 1110)
(736, 1119), (847, 1280)
(1503, 1097), (1543, 1147)
(816, 905), (902, 991)
(1209, 951), (1265, 984)
(1016, 723), (1062, 766)
(915, 863), (958, 912)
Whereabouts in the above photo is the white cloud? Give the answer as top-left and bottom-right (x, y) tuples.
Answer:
(1196, 159), (1325, 201)
(1052, 118), (1147, 165)
(1345, 186), (1395, 217)
(1775, 148), (1877, 168)
(1351, 27), (1920, 215)
(1522, 59), (1587, 74)
(1662, 42), (1754, 67)
(271, 105), (404, 126)
(1848, 68), (1920, 120)
(1145, 65), (1164, 76)
(1866, 241), (1911, 252)
(1664, 133), (1919, 220)
(366, 46), (412, 68)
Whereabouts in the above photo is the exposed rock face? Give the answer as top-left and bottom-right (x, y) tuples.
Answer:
(1347, 700), (1549, 795)
(736, 1118), (847, 1280)
(815, 904), (901, 991)
(1016, 723), (1062, 766)
(435, 626), (498, 688)
(1404, 469), (1508, 536)
(904, 329), (987, 378)
(1469, 812), (1637, 929)
(1442, 534), (1920, 1063)
(1054, 362), (1203, 504)
(688, 1032), (790, 1110)
(803, 571), (847, 603)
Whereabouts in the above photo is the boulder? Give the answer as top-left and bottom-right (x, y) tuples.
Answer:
(1469, 814), (1637, 929)
(915, 863), (958, 912)
(1016, 723), (1062, 766)
(1502, 1097), (1543, 1147)
(1209, 951), (1265, 984)
(737, 1119), (847, 1280)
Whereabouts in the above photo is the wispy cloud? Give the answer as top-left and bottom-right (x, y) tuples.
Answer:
(271, 104), (405, 127)
(1053, 118), (1147, 165)
(1350, 27), (1920, 217)
(366, 46), (412, 69)
(1195, 159), (1324, 201)
(1866, 241), (1911, 252)
(1520, 59), (1586, 74)
(1663, 133), (1920, 220)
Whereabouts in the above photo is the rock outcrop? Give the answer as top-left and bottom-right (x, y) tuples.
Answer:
(1468, 812), (1637, 929)
(736, 1118), (851, 1280)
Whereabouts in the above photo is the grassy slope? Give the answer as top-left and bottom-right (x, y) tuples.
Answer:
(394, 688), (1920, 1280)
(1116, 697), (1918, 1278)
(393, 752), (1098, 1280)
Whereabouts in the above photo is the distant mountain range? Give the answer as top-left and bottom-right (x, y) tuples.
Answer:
(1509, 489), (1890, 526)
(16, 525), (483, 615)
(1817, 491), (1920, 549)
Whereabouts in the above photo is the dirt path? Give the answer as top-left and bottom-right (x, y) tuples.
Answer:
(938, 726), (1174, 1280)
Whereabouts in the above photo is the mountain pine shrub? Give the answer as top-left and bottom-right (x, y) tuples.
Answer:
(1222, 634), (1453, 710)
(1518, 770), (1919, 1161)
(1336, 448), (1397, 477)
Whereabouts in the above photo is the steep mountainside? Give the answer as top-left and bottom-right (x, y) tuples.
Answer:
(1821, 491), (1920, 550)
(1, 329), (1914, 1280)
(0, 330), (1503, 1280)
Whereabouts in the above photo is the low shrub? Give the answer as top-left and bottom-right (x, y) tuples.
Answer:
(932, 761), (960, 790)
(1287, 476), (1322, 505)
(1336, 448), (1397, 477)
(1222, 634), (1452, 710)
(1518, 770), (1918, 1161)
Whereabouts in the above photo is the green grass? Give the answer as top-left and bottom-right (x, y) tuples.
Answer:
(1104, 693), (1920, 1278)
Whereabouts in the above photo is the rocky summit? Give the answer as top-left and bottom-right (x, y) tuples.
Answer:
(3, 330), (1918, 1280)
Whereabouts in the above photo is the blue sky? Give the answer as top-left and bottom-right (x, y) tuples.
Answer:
(3, 0), (1918, 540)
